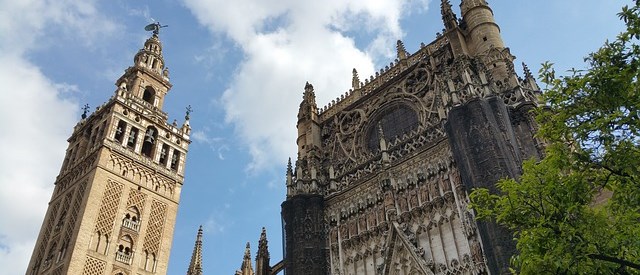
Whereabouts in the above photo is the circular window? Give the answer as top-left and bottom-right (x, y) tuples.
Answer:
(367, 104), (419, 152)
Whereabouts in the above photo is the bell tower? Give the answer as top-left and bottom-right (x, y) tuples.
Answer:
(26, 28), (191, 275)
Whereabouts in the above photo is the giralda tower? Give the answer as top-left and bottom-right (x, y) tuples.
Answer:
(26, 27), (191, 275)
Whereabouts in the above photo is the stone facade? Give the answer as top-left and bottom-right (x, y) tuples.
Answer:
(273, 0), (544, 274)
(26, 30), (191, 275)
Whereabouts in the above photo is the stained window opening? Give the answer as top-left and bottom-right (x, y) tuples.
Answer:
(367, 104), (419, 152)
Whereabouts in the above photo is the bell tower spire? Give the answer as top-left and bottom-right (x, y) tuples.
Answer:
(116, 30), (172, 110)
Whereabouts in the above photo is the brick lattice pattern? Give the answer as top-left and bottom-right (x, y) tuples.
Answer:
(142, 199), (167, 254)
(126, 188), (147, 213)
(81, 256), (106, 275)
(94, 180), (124, 235)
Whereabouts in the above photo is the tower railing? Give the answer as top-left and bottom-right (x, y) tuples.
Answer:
(115, 251), (133, 265)
(122, 219), (140, 231)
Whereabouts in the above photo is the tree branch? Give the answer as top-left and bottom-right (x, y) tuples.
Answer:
(588, 254), (640, 270)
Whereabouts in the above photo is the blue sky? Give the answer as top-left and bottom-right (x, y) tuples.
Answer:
(0, 0), (628, 274)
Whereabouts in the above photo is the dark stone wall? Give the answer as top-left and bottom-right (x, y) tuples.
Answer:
(281, 194), (327, 275)
(510, 104), (544, 162)
(445, 97), (523, 274)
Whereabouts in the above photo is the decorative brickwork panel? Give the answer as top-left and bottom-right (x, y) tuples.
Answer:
(142, 199), (167, 254)
(126, 188), (147, 213)
(94, 180), (124, 235)
(64, 181), (88, 243)
(82, 256), (106, 275)
(35, 200), (61, 260)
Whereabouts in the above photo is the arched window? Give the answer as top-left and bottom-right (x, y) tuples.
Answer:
(127, 127), (139, 150)
(366, 104), (419, 152)
(142, 87), (155, 105)
(115, 235), (134, 264)
(170, 151), (181, 171)
(122, 206), (141, 231)
(114, 120), (127, 143)
(159, 144), (169, 165)
(141, 126), (157, 158)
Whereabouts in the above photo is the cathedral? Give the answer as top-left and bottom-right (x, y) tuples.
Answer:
(26, 0), (543, 274)
(237, 0), (543, 274)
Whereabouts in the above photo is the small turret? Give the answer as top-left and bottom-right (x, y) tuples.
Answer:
(296, 82), (321, 159)
(460, 0), (504, 55)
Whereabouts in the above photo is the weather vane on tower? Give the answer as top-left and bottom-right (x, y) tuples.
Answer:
(144, 22), (168, 35)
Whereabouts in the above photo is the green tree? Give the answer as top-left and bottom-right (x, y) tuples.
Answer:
(469, 1), (640, 274)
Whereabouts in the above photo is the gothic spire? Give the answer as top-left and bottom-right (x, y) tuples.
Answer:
(286, 158), (293, 186)
(186, 226), (203, 275)
(522, 62), (540, 90)
(257, 227), (269, 260)
(243, 242), (252, 262)
(255, 227), (270, 275)
(235, 242), (254, 275)
(441, 0), (458, 30)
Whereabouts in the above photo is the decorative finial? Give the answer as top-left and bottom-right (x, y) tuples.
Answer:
(185, 105), (193, 120)
(352, 68), (360, 90)
(396, 40), (407, 60)
(244, 242), (251, 259)
(304, 81), (313, 91)
(144, 22), (168, 35)
(522, 62), (534, 79)
(258, 227), (270, 259)
(81, 104), (90, 119)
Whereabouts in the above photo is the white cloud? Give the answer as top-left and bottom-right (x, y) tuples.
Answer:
(0, 55), (77, 275)
(192, 130), (229, 160)
(183, 0), (429, 173)
(0, 0), (116, 273)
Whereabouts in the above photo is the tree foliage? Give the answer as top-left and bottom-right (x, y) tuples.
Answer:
(469, 1), (640, 274)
